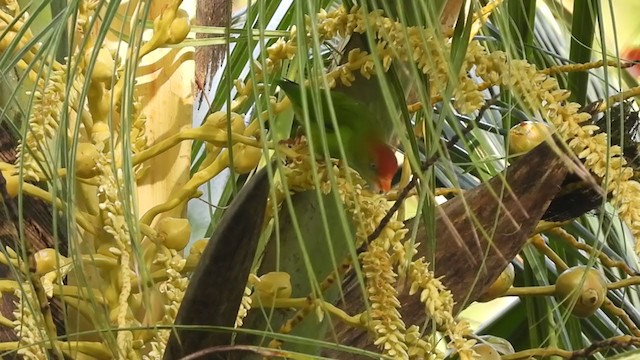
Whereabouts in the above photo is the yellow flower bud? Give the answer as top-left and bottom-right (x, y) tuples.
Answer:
(205, 111), (246, 134)
(34, 248), (64, 274)
(252, 272), (292, 302)
(75, 143), (100, 178)
(1, 171), (19, 198)
(231, 144), (262, 174)
(166, 9), (191, 45)
(156, 217), (191, 250)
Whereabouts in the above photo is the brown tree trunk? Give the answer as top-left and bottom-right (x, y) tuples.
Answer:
(195, 0), (231, 93)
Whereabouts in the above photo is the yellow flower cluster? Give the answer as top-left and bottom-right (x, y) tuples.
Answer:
(280, 140), (348, 194)
(12, 284), (47, 360)
(497, 58), (640, 250)
(95, 153), (135, 357)
(235, 285), (253, 328)
(76, 0), (99, 34)
(15, 71), (68, 181)
(408, 258), (478, 357)
(447, 321), (479, 360)
(265, 6), (486, 115)
(406, 325), (443, 359)
(468, 45), (640, 244)
(144, 249), (188, 360)
(408, 258), (454, 327)
(8, 0), (90, 182)
(361, 243), (408, 358)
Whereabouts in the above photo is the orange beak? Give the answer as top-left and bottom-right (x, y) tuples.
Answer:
(379, 177), (392, 193)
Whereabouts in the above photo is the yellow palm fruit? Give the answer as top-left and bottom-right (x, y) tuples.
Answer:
(252, 272), (292, 303)
(205, 111), (246, 134)
(508, 121), (551, 154)
(478, 263), (515, 302)
(156, 217), (191, 251)
(554, 265), (608, 318)
(167, 9), (191, 45)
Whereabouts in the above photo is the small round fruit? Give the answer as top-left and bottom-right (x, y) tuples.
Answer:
(253, 272), (292, 302)
(554, 265), (607, 318)
(156, 217), (191, 251)
(478, 263), (514, 302)
(167, 9), (191, 44)
(508, 121), (551, 154)
(470, 343), (500, 360)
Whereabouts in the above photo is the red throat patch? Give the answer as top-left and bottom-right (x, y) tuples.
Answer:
(372, 142), (398, 186)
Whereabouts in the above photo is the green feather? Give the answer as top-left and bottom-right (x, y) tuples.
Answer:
(277, 79), (397, 190)
(277, 79), (385, 149)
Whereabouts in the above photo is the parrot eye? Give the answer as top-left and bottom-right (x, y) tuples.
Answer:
(369, 162), (378, 172)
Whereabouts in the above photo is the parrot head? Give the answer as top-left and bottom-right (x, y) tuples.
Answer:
(276, 78), (399, 192)
(351, 140), (398, 193)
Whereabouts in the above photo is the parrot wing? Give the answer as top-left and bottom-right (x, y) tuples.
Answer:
(277, 79), (385, 142)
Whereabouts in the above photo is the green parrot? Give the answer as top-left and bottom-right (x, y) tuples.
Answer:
(277, 79), (398, 192)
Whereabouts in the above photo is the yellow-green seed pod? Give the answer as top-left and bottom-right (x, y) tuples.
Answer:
(156, 217), (191, 251)
(167, 9), (191, 45)
(252, 272), (292, 302)
(75, 142), (100, 178)
(508, 121), (551, 154)
(554, 265), (608, 318)
(478, 263), (515, 302)
(34, 248), (62, 274)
